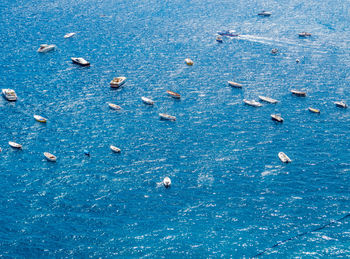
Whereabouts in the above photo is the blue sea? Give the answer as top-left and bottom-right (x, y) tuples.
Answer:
(0, 0), (349, 257)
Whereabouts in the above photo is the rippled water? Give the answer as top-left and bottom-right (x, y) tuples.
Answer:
(0, 0), (349, 257)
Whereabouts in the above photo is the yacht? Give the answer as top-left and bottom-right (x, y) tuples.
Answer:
(108, 103), (122, 110)
(278, 152), (291, 163)
(228, 81), (243, 88)
(243, 99), (262, 107)
(64, 32), (76, 38)
(166, 90), (181, 99)
(258, 96), (278, 104)
(110, 77), (126, 88)
(71, 57), (90, 66)
(110, 145), (121, 153)
(2, 89), (17, 101)
(34, 115), (47, 123)
(335, 101), (347, 108)
(37, 44), (56, 53)
(271, 114), (283, 122)
(141, 97), (154, 105)
(291, 90), (306, 97)
(217, 30), (239, 37)
(159, 113), (176, 121)
(9, 141), (22, 149)
(163, 177), (171, 188)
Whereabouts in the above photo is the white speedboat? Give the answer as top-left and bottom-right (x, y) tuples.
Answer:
(64, 32), (76, 38)
(166, 90), (181, 99)
(159, 113), (176, 121)
(185, 58), (194, 66)
(110, 77), (126, 88)
(243, 99), (262, 107)
(9, 141), (22, 149)
(278, 152), (291, 163)
(37, 44), (56, 53)
(271, 114), (284, 122)
(298, 32), (312, 37)
(259, 96), (278, 104)
(335, 101), (347, 108)
(141, 97), (154, 105)
(44, 152), (57, 162)
(291, 90), (306, 97)
(308, 107), (320, 113)
(108, 103), (121, 110)
(163, 177), (171, 188)
(2, 89), (17, 101)
(258, 11), (272, 16)
(34, 115), (47, 123)
(71, 57), (90, 66)
(217, 30), (239, 37)
(110, 145), (121, 153)
(228, 81), (243, 88)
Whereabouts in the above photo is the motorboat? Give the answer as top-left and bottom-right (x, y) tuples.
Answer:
(141, 96), (154, 105)
(278, 152), (291, 163)
(217, 30), (239, 37)
(2, 89), (17, 101)
(84, 150), (90, 156)
(71, 57), (90, 66)
(243, 99), (262, 107)
(259, 96), (278, 104)
(308, 107), (320, 113)
(291, 90), (306, 97)
(185, 58), (194, 66)
(271, 114), (284, 122)
(110, 77), (126, 88)
(228, 81), (243, 88)
(108, 103), (121, 110)
(9, 141), (22, 149)
(159, 113), (176, 121)
(335, 101), (347, 108)
(44, 152), (57, 162)
(37, 44), (56, 53)
(34, 115), (47, 123)
(166, 90), (181, 99)
(258, 11), (272, 16)
(298, 32), (312, 37)
(110, 145), (121, 153)
(163, 177), (171, 188)
(64, 32), (76, 38)
(216, 35), (223, 43)
(271, 48), (278, 54)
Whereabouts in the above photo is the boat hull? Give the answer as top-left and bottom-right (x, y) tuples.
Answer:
(159, 113), (176, 121)
(110, 145), (121, 153)
(163, 177), (171, 188)
(271, 114), (283, 122)
(228, 81), (243, 88)
(141, 97), (154, 105)
(243, 99), (262, 107)
(34, 115), (47, 123)
(278, 152), (291, 163)
(259, 96), (278, 104)
(335, 101), (347, 108)
(108, 103), (121, 110)
(291, 90), (306, 97)
(2, 89), (17, 101)
(9, 141), (22, 149)
(110, 77), (126, 88)
(44, 152), (57, 162)
(308, 107), (320, 113)
(71, 57), (90, 66)
(166, 90), (181, 99)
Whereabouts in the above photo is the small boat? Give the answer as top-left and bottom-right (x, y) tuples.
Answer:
(0, 147), (2, 152)
(159, 113), (176, 121)
(84, 150), (90, 156)
(9, 141), (22, 149)
(163, 177), (171, 188)
(335, 101), (347, 108)
(217, 30), (239, 37)
(71, 57), (90, 66)
(185, 58), (194, 66)
(216, 35), (223, 43)
(308, 107), (320, 113)
(110, 77), (126, 88)
(34, 115), (47, 123)
(37, 44), (56, 53)
(2, 89), (17, 101)
(259, 96), (278, 104)
(291, 90), (306, 97)
(108, 103), (122, 110)
(278, 152), (291, 163)
(166, 90), (181, 99)
(110, 145), (121, 153)
(271, 48), (278, 54)
(64, 32), (76, 38)
(228, 81), (243, 88)
(296, 59), (300, 63)
(271, 114), (284, 122)
(243, 99), (262, 107)
(298, 32), (312, 37)
(258, 11), (272, 16)
(141, 96), (154, 105)
(44, 152), (57, 162)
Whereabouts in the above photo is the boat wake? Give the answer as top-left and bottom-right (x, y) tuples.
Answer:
(237, 34), (297, 47)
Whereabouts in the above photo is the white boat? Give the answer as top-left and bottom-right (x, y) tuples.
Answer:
(216, 35), (223, 43)
(64, 32), (76, 38)
(163, 177), (171, 188)
(291, 90), (306, 97)
(278, 152), (291, 163)
(271, 48), (278, 54)
(34, 115), (47, 123)
(166, 90), (181, 99)
(271, 114), (284, 122)
(2, 89), (17, 101)
(44, 152), (57, 162)
(228, 81), (243, 88)
(141, 97), (154, 105)
(185, 58), (194, 66)
(71, 57), (90, 66)
(298, 32), (312, 37)
(335, 101), (347, 108)
(243, 99), (262, 107)
(110, 77), (126, 88)
(108, 103), (121, 110)
(308, 107), (320, 113)
(9, 141), (22, 149)
(110, 145), (121, 153)
(159, 113), (176, 121)
(258, 11), (272, 16)
(259, 96), (278, 104)
(37, 44), (56, 53)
